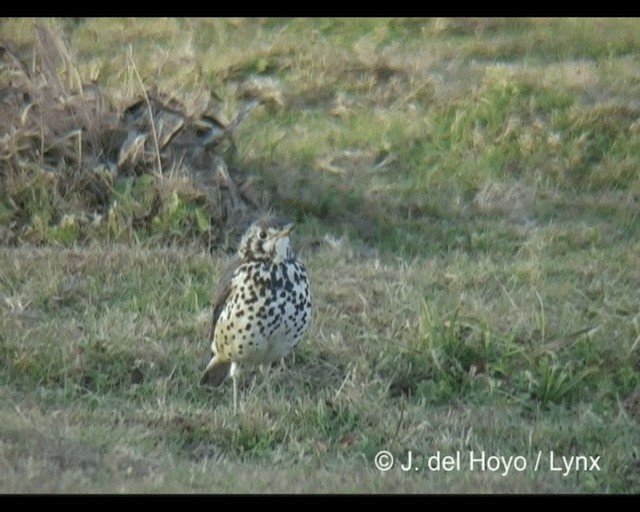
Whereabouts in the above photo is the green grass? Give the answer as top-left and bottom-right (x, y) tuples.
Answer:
(1, 243), (638, 492)
(1, 17), (640, 493)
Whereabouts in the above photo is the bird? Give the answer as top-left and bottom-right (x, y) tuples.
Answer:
(199, 215), (312, 412)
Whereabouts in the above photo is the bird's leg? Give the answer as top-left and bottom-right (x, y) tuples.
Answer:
(277, 350), (296, 377)
(253, 363), (273, 401)
(230, 362), (239, 413)
(232, 374), (238, 414)
(279, 351), (294, 372)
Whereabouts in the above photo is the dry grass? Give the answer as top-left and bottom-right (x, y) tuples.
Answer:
(1, 238), (638, 493)
(0, 23), (261, 248)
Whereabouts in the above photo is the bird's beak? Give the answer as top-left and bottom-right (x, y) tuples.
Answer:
(276, 223), (294, 238)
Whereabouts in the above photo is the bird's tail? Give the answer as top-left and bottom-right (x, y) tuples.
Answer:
(199, 356), (232, 387)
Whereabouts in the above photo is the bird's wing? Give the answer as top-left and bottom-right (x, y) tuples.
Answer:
(208, 256), (240, 342)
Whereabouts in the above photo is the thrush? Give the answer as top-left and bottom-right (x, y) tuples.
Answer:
(199, 215), (312, 412)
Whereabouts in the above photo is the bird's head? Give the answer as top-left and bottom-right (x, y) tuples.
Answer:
(238, 216), (295, 263)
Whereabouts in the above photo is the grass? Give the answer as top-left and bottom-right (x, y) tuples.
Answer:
(1, 17), (640, 493)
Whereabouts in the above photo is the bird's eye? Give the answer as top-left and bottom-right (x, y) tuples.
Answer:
(259, 231), (267, 240)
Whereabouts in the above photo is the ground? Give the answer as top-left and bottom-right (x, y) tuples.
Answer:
(0, 18), (639, 493)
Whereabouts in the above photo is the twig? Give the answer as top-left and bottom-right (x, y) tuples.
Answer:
(389, 399), (405, 443)
(127, 45), (163, 176)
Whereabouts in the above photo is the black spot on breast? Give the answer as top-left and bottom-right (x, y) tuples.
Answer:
(267, 315), (281, 328)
